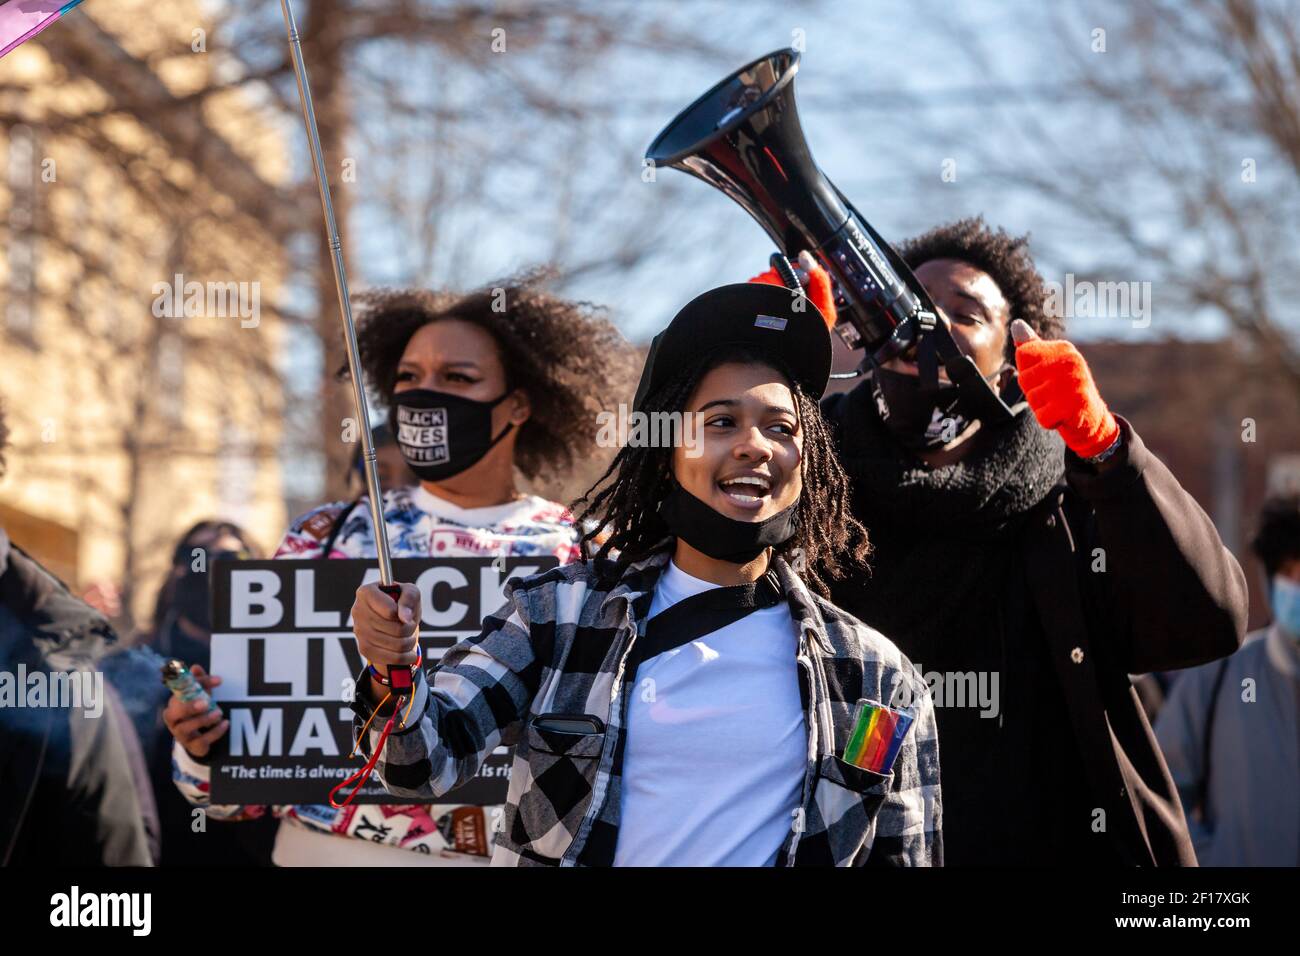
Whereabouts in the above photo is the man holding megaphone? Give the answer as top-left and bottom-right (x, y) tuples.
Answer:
(645, 47), (1247, 866)
(749, 221), (1247, 866)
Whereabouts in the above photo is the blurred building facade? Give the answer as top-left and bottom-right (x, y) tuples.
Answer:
(1083, 339), (1300, 631)
(0, 1), (291, 632)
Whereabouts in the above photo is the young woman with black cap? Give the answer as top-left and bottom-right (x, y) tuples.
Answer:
(349, 281), (943, 866)
(164, 276), (637, 866)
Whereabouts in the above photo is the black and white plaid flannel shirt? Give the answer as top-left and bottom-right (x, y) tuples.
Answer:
(351, 547), (942, 866)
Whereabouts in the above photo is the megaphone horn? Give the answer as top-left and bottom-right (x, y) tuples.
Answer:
(647, 48), (932, 365)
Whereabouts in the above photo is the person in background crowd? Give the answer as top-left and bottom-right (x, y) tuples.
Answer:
(752, 217), (1247, 865)
(0, 401), (152, 866)
(102, 519), (278, 866)
(164, 277), (637, 866)
(146, 521), (260, 669)
(1156, 493), (1300, 866)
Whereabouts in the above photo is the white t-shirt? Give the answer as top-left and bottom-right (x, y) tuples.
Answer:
(613, 560), (807, 866)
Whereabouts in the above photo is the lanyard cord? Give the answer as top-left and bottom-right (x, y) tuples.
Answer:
(329, 689), (415, 809)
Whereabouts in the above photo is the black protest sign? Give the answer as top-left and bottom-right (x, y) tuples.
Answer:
(206, 556), (557, 804)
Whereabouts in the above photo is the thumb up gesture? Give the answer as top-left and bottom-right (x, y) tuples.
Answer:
(1011, 319), (1120, 459)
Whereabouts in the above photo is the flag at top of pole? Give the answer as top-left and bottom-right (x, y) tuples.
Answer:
(0, 0), (85, 61)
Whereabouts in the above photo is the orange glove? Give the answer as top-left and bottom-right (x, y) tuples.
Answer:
(1011, 319), (1119, 459)
(748, 250), (837, 330)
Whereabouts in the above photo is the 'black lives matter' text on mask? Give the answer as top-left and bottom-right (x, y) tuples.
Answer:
(390, 388), (514, 482)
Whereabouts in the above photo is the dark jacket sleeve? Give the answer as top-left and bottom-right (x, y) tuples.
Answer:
(65, 693), (154, 866)
(1065, 416), (1248, 673)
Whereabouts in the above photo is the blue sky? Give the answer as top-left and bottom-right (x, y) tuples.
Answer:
(330, 0), (1233, 343)
(268, 0), (1283, 499)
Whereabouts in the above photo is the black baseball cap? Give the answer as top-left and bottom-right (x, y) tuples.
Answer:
(632, 282), (833, 412)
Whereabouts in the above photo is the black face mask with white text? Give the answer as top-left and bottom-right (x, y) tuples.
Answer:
(389, 388), (514, 482)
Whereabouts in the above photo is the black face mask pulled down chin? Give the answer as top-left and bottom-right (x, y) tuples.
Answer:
(659, 484), (798, 564)
(390, 388), (515, 482)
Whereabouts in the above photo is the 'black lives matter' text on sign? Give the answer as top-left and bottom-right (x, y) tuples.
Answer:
(206, 556), (556, 805)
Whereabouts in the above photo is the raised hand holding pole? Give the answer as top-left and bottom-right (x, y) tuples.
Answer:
(279, 0), (412, 693)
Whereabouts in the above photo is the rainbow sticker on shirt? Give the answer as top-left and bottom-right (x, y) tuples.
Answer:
(842, 699), (914, 774)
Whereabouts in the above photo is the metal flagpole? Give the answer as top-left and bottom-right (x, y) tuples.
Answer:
(279, 0), (396, 590)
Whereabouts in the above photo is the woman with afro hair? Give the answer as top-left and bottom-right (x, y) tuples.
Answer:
(164, 273), (639, 867)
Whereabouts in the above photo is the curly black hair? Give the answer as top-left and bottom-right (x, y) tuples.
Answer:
(350, 271), (638, 486)
(1251, 493), (1300, 580)
(899, 215), (1063, 359)
(573, 345), (871, 597)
